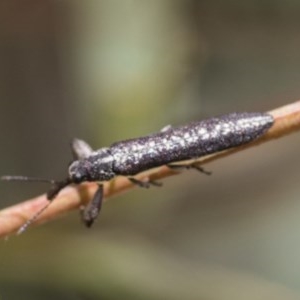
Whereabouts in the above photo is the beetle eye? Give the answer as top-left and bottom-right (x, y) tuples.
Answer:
(72, 172), (83, 183)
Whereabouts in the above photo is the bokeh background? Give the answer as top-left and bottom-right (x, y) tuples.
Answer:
(1, 1), (300, 299)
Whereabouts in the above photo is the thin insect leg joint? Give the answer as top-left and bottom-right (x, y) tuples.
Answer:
(189, 164), (212, 175)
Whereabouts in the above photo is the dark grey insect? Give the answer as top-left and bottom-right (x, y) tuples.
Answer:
(2, 112), (274, 233)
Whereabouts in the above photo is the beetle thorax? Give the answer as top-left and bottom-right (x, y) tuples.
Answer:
(68, 148), (115, 183)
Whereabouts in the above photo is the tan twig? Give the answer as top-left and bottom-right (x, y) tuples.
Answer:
(1, 100), (300, 237)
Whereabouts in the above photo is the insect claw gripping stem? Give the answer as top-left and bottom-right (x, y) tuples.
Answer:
(129, 177), (163, 188)
(1, 112), (274, 232)
(167, 163), (212, 175)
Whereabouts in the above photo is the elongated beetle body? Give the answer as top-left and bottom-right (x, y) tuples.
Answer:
(2, 112), (274, 232)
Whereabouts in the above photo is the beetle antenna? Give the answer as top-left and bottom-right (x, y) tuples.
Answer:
(17, 202), (51, 235)
(1, 176), (58, 184)
(1, 176), (72, 233)
(20, 178), (72, 233)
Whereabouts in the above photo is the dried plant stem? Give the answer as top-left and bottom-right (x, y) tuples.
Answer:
(1, 100), (300, 237)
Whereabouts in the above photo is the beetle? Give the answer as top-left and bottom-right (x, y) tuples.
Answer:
(2, 112), (274, 233)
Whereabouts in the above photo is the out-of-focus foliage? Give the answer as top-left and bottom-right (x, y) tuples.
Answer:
(1, 1), (300, 299)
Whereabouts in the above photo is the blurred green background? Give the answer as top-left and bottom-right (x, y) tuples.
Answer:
(1, 1), (300, 299)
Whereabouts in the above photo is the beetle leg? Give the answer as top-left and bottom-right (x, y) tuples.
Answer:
(167, 163), (212, 175)
(71, 138), (94, 160)
(160, 124), (172, 132)
(81, 184), (103, 227)
(129, 177), (163, 188)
